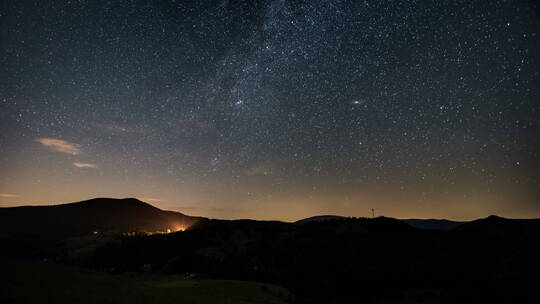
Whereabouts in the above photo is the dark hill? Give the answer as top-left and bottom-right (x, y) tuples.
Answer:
(295, 215), (345, 224)
(88, 214), (540, 303)
(403, 218), (465, 230)
(456, 215), (540, 236)
(0, 198), (206, 239)
(2, 202), (540, 303)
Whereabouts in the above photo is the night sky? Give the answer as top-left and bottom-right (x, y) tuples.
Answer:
(1, 1), (539, 221)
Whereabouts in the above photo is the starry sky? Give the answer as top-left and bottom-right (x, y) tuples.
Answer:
(1, 0), (539, 221)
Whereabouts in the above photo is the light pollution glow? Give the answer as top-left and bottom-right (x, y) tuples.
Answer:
(1, 157), (538, 222)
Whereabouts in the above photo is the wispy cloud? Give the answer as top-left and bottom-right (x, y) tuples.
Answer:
(73, 162), (97, 168)
(138, 197), (161, 203)
(0, 193), (19, 198)
(37, 138), (81, 155)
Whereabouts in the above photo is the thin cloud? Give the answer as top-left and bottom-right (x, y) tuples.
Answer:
(73, 162), (97, 168)
(138, 197), (161, 202)
(0, 193), (19, 198)
(37, 138), (81, 155)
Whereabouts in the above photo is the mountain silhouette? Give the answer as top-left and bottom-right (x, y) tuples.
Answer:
(295, 215), (345, 224)
(403, 218), (465, 230)
(84, 213), (540, 303)
(1, 199), (539, 303)
(456, 215), (540, 236)
(0, 198), (206, 239)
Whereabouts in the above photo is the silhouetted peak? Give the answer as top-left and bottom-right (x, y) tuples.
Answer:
(84, 197), (142, 203)
(0, 197), (206, 237)
(120, 197), (146, 204)
(403, 218), (464, 230)
(295, 215), (345, 224)
(483, 215), (508, 222)
(75, 197), (151, 207)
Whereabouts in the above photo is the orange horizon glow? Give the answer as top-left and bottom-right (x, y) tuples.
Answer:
(2, 189), (539, 222)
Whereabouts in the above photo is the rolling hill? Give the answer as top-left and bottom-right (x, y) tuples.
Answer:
(0, 198), (206, 238)
(1, 198), (540, 303)
(403, 218), (465, 230)
(294, 215), (346, 224)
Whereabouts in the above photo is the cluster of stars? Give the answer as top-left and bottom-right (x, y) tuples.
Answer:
(1, 0), (539, 220)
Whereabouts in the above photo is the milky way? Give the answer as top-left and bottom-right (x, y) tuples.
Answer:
(1, 1), (539, 220)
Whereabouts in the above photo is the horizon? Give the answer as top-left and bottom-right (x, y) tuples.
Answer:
(1, 196), (538, 223)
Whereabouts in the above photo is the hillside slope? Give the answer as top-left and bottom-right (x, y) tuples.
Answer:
(0, 198), (206, 238)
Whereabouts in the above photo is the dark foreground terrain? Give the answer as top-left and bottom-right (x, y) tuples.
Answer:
(0, 259), (292, 304)
(1, 198), (539, 303)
